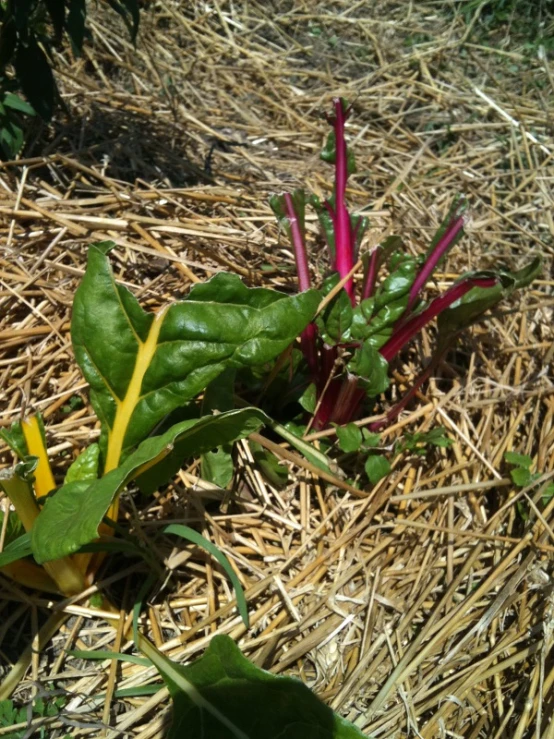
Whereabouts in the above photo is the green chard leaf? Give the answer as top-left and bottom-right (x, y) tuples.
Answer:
(71, 243), (319, 474)
(31, 409), (268, 563)
(65, 444), (100, 484)
(139, 633), (371, 739)
(347, 343), (389, 398)
(315, 274), (353, 345)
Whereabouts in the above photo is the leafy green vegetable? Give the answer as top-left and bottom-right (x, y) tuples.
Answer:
(31, 409), (268, 563)
(65, 444), (100, 484)
(72, 243), (319, 474)
(139, 633), (371, 739)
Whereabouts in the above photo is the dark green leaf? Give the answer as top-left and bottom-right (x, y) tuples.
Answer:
(316, 274), (353, 345)
(14, 32), (56, 120)
(65, 444), (100, 484)
(365, 455), (390, 485)
(139, 633), (371, 739)
(348, 343), (389, 398)
(105, 0), (140, 40)
(67, 0), (87, 53)
(31, 409), (268, 563)
(336, 423), (362, 453)
(44, 0), (66, 41)
(164, 524), (249, 627)
(71, 244), (319, 470)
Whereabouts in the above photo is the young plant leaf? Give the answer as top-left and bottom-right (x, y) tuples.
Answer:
(31, 409), (268, 563)
(71, 243), (319, 473)
(164, 524), (249, 627)
(139, 633), (371, 739)
(365, 455), (391, 485)
(336, 423), (362, 453)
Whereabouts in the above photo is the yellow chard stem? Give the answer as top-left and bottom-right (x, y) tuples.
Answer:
(18, 416), (85, 595)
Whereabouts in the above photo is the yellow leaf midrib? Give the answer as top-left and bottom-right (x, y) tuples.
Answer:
(104, 308), (167, 473)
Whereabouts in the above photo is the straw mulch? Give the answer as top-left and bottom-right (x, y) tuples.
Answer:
(1, 1), (553, 737)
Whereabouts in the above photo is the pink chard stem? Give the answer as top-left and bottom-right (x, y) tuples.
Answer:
(361, 246), (380, 301)
(283, 193), (318, 375)
(407, 214), (466, 312)
(331, 98), (355, 303)
(381, 277), (497, 362)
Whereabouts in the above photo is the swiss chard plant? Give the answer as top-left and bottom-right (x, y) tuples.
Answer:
(270, 98), (541, 431)
(0, 242), (320, 701)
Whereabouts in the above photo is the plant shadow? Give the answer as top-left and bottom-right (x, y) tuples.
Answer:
(24, 103), (214, 188)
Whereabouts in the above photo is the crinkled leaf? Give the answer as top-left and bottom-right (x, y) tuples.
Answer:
(71, 243), (319, 472)
(348, 343), (389, 398)
(201, 446), (234, 488)
(250, 442), (289, 488)
(374, 256), (417, 311)
(336, 423), (362, 453)
(164, 524), (249, 627)
(65, 444), (100, 484)
(0, 532), (32, 568)
(349, 298), (375, 341)
(316, 274), (353, 345)
(31, 409), (267, 563)
(139, 633), (371, 739)
(365, 455), (391, 485)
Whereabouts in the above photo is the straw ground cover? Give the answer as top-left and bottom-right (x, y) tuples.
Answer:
(0, 0), (553, 736)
